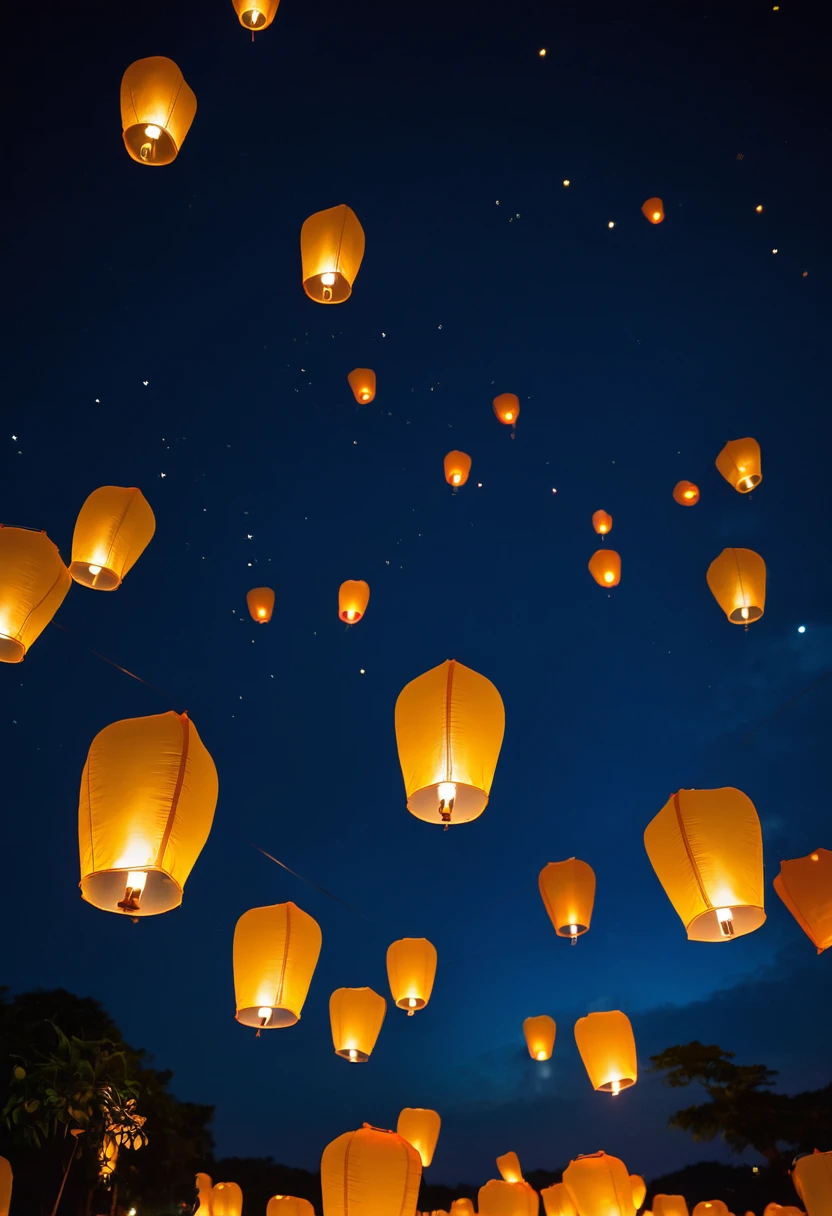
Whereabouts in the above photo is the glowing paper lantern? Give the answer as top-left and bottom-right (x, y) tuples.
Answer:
(268, 1198), (316, 1216)
(386, 937), (437, 1013)
(247, 587), (275, 623)
(0, 1156), (12, 1216)
(120, 57), (196, 165)
(213, 1182), (243, 1216)
(498, 1154), (524, 1184)
(234, 901), (322, 1029)
(195, 1174), (213, 1214)
(564, 1153), (633, 1216)
(673, 481), (700, 506)
(715, 438), (762, 493)
(348, 368), (376, 403)
(539, 858), (596, 942)
(322, 1124), (421, 1216)
(493, 393), (520, 427)
(542, 1184), (577, 1216)
(70, 487), (155, 590)
(653, 1199), (689, 1216)
(451, 1201), (477, 1216)
(694, 1204), (730, 1216)
(589, 550), (621, 587)
(78, 710), (218, 917)
(706, 548), (766, 625)
(339, 579), (370, 624)
(644, 787), (765, 941)
(444, 451), (472, 489)
(479, 1180), (539, 1216)
(301, 205), (365, 303)
(793, 1152), (832, 1216)
(641, 197), (665, 224)
(631, 1178), (647, 1210)
(764, 1206), (805, 1216)
(330, 987), (386, 1061)
(395, 658), (505, 826)
(523, 1015), (556, 1061)
(574, 1010), (637, 1095)
(774, 848), (832, 953)
(397, 1108), (441, 1167)
(232, 0), (280, 30)
(592, 510), (612, 535)
(0, 526), (71, 663)
(99, 1134), (119, 1178)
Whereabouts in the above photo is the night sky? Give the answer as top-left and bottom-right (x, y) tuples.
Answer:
(3, 0), (831, 1190)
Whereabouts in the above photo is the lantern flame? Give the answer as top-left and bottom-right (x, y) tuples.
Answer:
(118, 870), (147, 913)
(321, 273), (336, 286)
(408, 997), (417, 1008)
(346, 608), (356, 621)
(144, 125), (161, 139)
(348, 1048), (358, 1061)
(537, 1050), (547, 1060)
(88, 564), (102, 576)
(258, 1006), (272, 1021)
(716, 907), (735, 937)
(611, 1079), (621, 1096)
(604, 571), (614, 583)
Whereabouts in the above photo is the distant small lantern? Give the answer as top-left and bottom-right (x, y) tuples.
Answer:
(247, 587), (275, 623)
(386, 937), (437, 1014)
(451, 1201), (476, 1216)
(232, 0), (280, 31)
(196, 1174), (213, 1214)
(574, 1011), (637, 1095)
(652, 1199), (689, 1216)
(301, 205), (365, 303)
(120, 57), (197, 165)
(539, 858), (596, 943)
(792, 1151), (832, 1216)
(541, 1184), (576, 1216)
(774, 848), (832, 953)
(523, 1015), (556, 1061)
(0, 526), (71, 663)
(330, 987), (386, 1062)
(497, 1154), (524, 1184)
(763, 1205), (805, 1216)
(322, 1124), (421, 1216)
(397, 1108), (441, 1167)
(1, 1156), (12, 1216)
(641, 197), (665, 224)
(706, 548), (766, 625)
(715, 437), (762, 493)
(564, 1153), (634, 1216)
(444, 451), (472, 490)
(673, 481), (700, 506)
(631, 1178), (647, 1210)
(493, 394), (520, 434)
(70, 486), (156, 590)
(268, 1198), (316, 1216)
(644, 787), (765, 941)
(339, 579), (370, 624)
(693, 1204), (730, 1216)
(592, 510), (612, 535)
(589, 550), (621, 587)
(233, 901), (322, 1030)
(479, 1180), (539, 1216)
(213, 1182), (244, 1216)
(348, 369), (377, 403)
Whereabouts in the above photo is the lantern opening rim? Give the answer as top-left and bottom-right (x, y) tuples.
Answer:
(122, 125), (179, 166)
(237, 1005), (300, 1029)
(70, 560), (122, 591)
(686, 904), (766, 941)
(80, 867), (182, 916)
(0, 633), (26, 663)
(407, 780), (488, 825)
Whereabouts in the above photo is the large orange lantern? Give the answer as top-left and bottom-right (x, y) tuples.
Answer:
(539, 858), (596, 943)
(793, 1151), (832, 1216)
(493, 394), (520, 429)
(247, 587), (275, 623)
(330, 987), (386, 1061)
(397, 1108), (441, 1167)
(348, 368), (376, 403)
(0, 526), (71, 663)
(523, 1015), (556, 1061)
(195, 1174), (213, 1214)
(592, 511), (612, 536)
(386, 937), (437, 1013)
(763, 1206), (805, 1216)
(120, 57), (196, 165)
(630, 1178), (646, 1210)
(213, 1182), (244, 1216)
(706, 548), (766, 625)
(542, 1185), (577, 1216)
(1, 1156), (12, 1216)
(70, 486), (155, 590)
(451, 1201), (477, 1216)
(644, 787), (765, 941)
(321, 1124), (421, 1216)
(301, 205), (365, 303)
(652, 1199), (689, 1216)
(715, 438), (762, 493)
(774, 848), (832, 953)
(395, 659), (505, 826)
(574, 1011), (637, 1095)
(589, 550), (621, 587)
(268, 1199), (316, 1216)
(339, 579), (370, 624)
(693, 1204), (730, 1216)
(673, 481), (700, 506)
(479, 1181), (539, 1216)
(78, 711), (218, 917)
(497, 1154), (524, 1184)
(641, 198), (665, 224)
(232, 0), (280, 30)
(564, 1152), (633, 1216)
(233, 901), (322, 1030)
(444, 451), (472, 489)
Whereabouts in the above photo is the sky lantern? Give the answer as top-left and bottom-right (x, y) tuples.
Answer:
(694, 1204), (730, 1216)
(589, 550), (621, 587)
(774, 849), (832, 953)
(653, 1199), (689, 1216)
(673, 481), (700, 506)
(339, 579), (370, 624)
(631, 1178), (647, 1210)
(69, 486), (155, 590)
(330, 987), (386, 1061)
(451, 1201), (476, 1216)
(764, 1206), (805, 1216)
(498, 1154), (524, 1184)
(542, 1184), (577, 1216)
(348, 368), (376, 403)
(493, 393), (520, 435)
(539, 858), (596, 944)
(301, 205), (365, 303)
(715, 438), (762, 493)
(247, 587), (275, 623)
(523, 1015), (556, 1061)
(564, 1153), (634, 1216)
(793, 1151), (832, 1216)
(574, 1011), (637, 1095)
(98, 1134), (119, 1179)
(444, 451), (472, 490)
(706, 548), (766, 625)
(268, 1198), (316, 1216)
(0, 1156), (12, 1216)
(644, 787), (765, 941)
(641, 197), (665, 224)
(213, 1182), (243, 1216)
(233, 901), (322, 1031)
(397, 1108), (441, 1167)
(386, 937), (437, 1014)
(0, 526), (71, 664)
(232, 0), (280, 30)
(322, 1125), (422, 1216)
(479, 1180), (539, 1216)
(78, 710), (218, 918)
(395, 659), (505, 827)
(592, 510), (612, 536)
(120, 57), (196, 165)
(195, 1173), (213, 1214)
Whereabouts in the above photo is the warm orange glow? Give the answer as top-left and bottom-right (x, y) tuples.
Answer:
(348, 368), (377, 404)
(756, 204), (764, 213)
(564, 1152), (635, 1216)
(493, 393), (520, 427)
(496, 1153), (524, 1185)
(774, 848), (832, 953)
(673, 480), (700, 506)
(563, 180), (570, 187)
(592, 510), (612, 535)
(715, 437), (762, 492)
(339, 579), (370, 624)
(397, 1108), (441, 1168)
(330, 988), (387, 1061)
(641, 197), (665, 224)
(321, 1126), (421, 1216)
(120, 58), (196, 166)
(301, 205), (365, 303)
(233, 902), (322, 1028)
(523, 1014), (556, 1061)
(541, 1183), (576, 1216)
(213, 1182), (244, 1216)
(539, 859), (596, 940)
(70, 486), (155, 591)
(588, 549), (621, 587)
(0, 526), (71, 663)
(630, 1176), (647, 1210)
(444, 451), (472, 489)
(247, 587), (275, 623)
(479, 1180), (538, 1216)
(387, 938), (437, 1013)
(574, 1012), (637, 1094)
(233, 0), (280, 29)
(652, 1198), (689, 1216)
(706, 548), (766, 625)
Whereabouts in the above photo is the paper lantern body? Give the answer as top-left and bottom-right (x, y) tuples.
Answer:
(70, 486), (155, 590)
(247, 587), (275, 623)
(539, 858), (596, 939)
(574, 1011), (637, 1093)
(774, 849), (832, 953)
(330, 987), (386, 1061)
(348, 368), (376, 403)
(716, 438), (762, 492)
(592, 511), (612, 535)
(493, 394), (520, 425)
(321, 1125), (421, 1216)
(564, 1153), (633, 1216)
(121, 57), (196, 165)
(589, 550), (621, 587)
(542, 1184), (577, 1216)
(793, 1150), (832, 1216)
(339, 579), (370, 624)
(644, 787), (765, 941)
(397, 1108), (441, 1167)
(301, 205), (365, 303)
(232, 0), (280, 30)
(451, 1201), (476, 1216)
(523, 1015), (556, 1061)
(693, 1204), (730, 1216)
(707, 548), (766, 624)
(213, 1182), (244, 1216)
(395, 659), (505, 826)
(387, 937), (437, 1013)
(444, 451), (472, 488)
(642, 197), (665, 224)
(78, 711), (218, 916)
(195, 1173), (213, 1214)
(0, 526), (71, 663)
(764, 1206), (805, 1216)
(479, 1181), (539, 1216)
(234, 901), (322, 1028)
(630, 1178), (646, 1210)
(0, 1156), (12, 1216)
(498, 1154), (524, 1184)
(653, 1199), (689, 1216)
(268, 1198), (316, 1216)
(673, 481), (700, 506)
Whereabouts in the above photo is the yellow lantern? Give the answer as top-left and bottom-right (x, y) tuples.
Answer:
(69, 487), (155, 590)
(644, 787), (765, 941)
(232, 0), (280, 31)
(574, 1010), (637, 1095)
(452, 1201), (477, 1216)
(630, 1179), (646, 1210)
(539, 858), (596, 943)
(592, 511), (612, 535)
(479, 1181), (539, 1216)
(397, 1108), (441, 1167)
(0, 1156), (12, 1216)
(348, 368), (376, 403)
(653, 1199), (689, 1216)
(793, 1150), (832, 1216)
(589, 549), (621, 587)
(78, 711), (218, 917)
(641, 197), (665, 224)
(715, 438), (762, 493)
(339, 579), (370, 624)
(774, 848), (832, 953)
(234, 901), (322, 1030)
(322, 1124), (421, 1216)
(706, 548), (766, 625)
(213, 1182), (243, 1216)
(764, 1206), (805, 1216)
(330, 987), (386, 1061)
(99, 1134), (119, 1178)
(694, 1205), (730, 1216)
(120, 57), (196, 166)
(387, 937), (437, 1014)
(542, 1184), (577, 1216)
(563, 1153), (633, 1216)
(0, 526), (71, 663)
(493, 393), (520, 428)
(247, 587), (275, 623)
(523, 1015), (556, 1061)
(444, 451), (472, 489)
(498, 1154), (524, 1184)
(195, 1173), (213, 1214)
(301, 205), (365, 303)
(268, 1198), (316, 1216)
(673, 481), (700, 506)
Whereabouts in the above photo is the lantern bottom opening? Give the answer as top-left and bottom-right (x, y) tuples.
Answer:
(395, 996), (427, 1011)
(687, 905), (766, 941)
(555, 922), (589, 938)
(597, 1076), (636, 1092)
(339, 610), (364, 623)
(727, 605), (764, 624)
(407, 782), (488, 825)
(237, 1005), (299, 1029)
(239, 7), (275, 28)
(734, 475), (761, 492)
(0, 633), (25, 663)
(69, 561), (122, 591)
(80, 868), (182, 916)
(303, 272), (352, 304)
(123, 125), (179, 166)
(335, 1047), (371, 1062)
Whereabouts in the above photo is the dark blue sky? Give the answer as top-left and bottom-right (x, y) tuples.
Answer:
(2, 0), (830, 1188)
